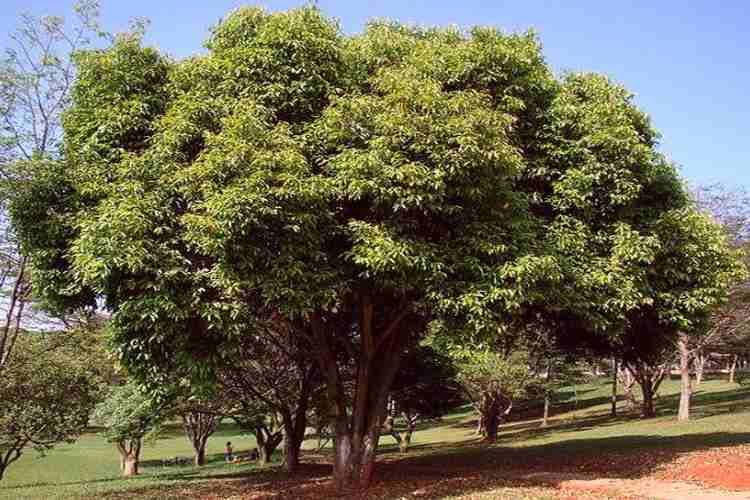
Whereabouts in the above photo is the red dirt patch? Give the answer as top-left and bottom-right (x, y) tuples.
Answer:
(656, 445), (750, 491)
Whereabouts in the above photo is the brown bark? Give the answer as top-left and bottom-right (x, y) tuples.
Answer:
(0, 256), (28, 373)
(383, 413), (417, 453)
(310, 294), (412, 492)
(677, 333), (691, 422)
(476, 412), (486, 436)
(255, 424), (283, 465)
(0, 445), (23, 481)
(281, 392), (309, 473)
(618, 366), (637, 411)
(478, 391), (511, 442)
(627, 360), (668, 419)
(116, 438), (141, 477)
(193, 444), (206, 467)
(122, 455), (138, 476)
(484, 402), (500, 442)
(182, 411), (218, 467)
(641, 382), (656, 418)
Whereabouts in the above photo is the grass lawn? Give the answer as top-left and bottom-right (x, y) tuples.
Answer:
(2, 374), (749, 499)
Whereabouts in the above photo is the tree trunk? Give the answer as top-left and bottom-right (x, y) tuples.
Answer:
(182, 411), (218, 467)
(0, 446), (23, 481)
(611, 357), (618, 417)
(542, 359), (553, 427)
(618, 367), (637, 411)
(640, 380), (655, 418)
(257, 444), (269, 465)
(677, 333), (691, 422)
(122, 455), (139, 476)
(729, 355), (738, 384)
(399, 430), (412, 453)
(695, 350), (705, 387)
(193, 442), (206, 466)
(117, 439), (141, 477)
(476, 411), (486, 436)
(479, 392), (502, 442)
(281, 370), (312, 474)
(398, 412), (418, 453)
(255, 425), (283, 466)
(309, 297), (412, 493)
(281, 407), (306, 473)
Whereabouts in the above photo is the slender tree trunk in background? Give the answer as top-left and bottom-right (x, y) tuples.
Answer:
(122, 456), (138, 476)
(695, 350), (706, 387)
(182, 411), (218, 467)
(640, 381), (655, 418)
(630, 361), (666, 419)
(618, 366), (637, 411)
(0, 256), (28, 374)
(480, 392), (512, 443)
(281, 387), (309, 474)
(255, 425), (283, 465)
(384, 413), (418, 453)
(542, 360), (553, 427)
(541, 394), (550, 427)
(611, 357), (618, 417)
(677, 333), (692, 422)
(0, 445), (23, 481)
(193, 441), (206, 466)
(399, 428), (413, 453)
(729, 355), (738, 384)
(481, 393), (501, 442)
(476, 405), (486, 436)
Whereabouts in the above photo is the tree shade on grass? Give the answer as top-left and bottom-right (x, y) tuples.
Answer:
(9, 6), (742, 492)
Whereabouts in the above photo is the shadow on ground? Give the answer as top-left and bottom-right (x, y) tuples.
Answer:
(91, 429), (750, 500)
(24, 383), (750, 499)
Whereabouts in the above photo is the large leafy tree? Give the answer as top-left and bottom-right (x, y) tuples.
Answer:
(11, 7), (729, 491)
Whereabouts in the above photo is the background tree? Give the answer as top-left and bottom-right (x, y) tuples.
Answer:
(0, 331), (99, 480)
(228, 398), (284, 466)
(171, 384), (229, 467)
(384, 344), (463, 453)
(0, 1), (104, 373)
(217, 317), (318, 472)
(694, 184), (750, 385)
(454, 347), (541, 442)
(93, 382), (165, 477)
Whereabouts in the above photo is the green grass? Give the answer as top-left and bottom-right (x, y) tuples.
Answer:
(2, 375), (749, 499)
(0, 422), (266, 499)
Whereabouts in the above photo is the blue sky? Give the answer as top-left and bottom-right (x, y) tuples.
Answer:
(1, 1), (747, 188)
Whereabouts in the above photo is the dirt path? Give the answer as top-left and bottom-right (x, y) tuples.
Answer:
(526, 472), (750, 499)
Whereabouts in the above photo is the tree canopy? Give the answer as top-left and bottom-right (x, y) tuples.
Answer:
(10, 6), (742, 491)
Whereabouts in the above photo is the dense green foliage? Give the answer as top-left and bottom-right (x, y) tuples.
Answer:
(8, 5), (743, 489)
(0, 333), (100, 480)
